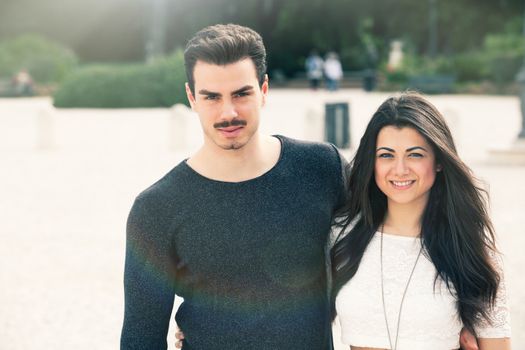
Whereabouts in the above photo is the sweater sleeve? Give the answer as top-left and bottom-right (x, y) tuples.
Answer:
(120, 197), (177, 349)
(329, 144), (350, 211)
(475, 252), (511, 339)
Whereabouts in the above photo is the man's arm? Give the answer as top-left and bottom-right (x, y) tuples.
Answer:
(175, 327), (185, 349)
(121, 198), (177, 349)
(460, 328), (479, 350)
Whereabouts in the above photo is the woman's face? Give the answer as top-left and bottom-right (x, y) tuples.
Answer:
(374, 126), (439, 210)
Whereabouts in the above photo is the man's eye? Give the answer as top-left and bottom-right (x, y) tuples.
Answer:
(205, 95), (219, 100)
(234, 92), (249, 98)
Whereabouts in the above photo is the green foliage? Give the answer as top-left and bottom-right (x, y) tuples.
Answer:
(53, 51), (188, 108)
(1, 0), (521, 90)
(382, 19), (525, 90)
(213, 0), (521, 75)
(482, 30), (524, 84)
(450, 52), (488, 82)
(443, 27), (524, 84)
(2, 0), (524, 79)
(0, 34), (78, 83)
(382, 53), (454, 84)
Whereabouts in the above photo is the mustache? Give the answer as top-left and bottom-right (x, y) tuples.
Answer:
(214, 119), (247, 129)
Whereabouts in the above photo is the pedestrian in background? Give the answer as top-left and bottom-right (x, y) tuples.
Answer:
(305, 50), (324, 90)
(324, 52), (343, 91)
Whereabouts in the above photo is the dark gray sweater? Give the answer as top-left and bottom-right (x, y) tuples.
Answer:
(121, 136), (345, 349)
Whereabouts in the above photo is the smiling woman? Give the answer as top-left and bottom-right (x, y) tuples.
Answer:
(331, 92), (511, 350)
(374, 126), (439, 216)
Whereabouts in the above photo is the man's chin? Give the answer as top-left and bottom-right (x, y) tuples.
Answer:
(211, 134), (252, 150)
(220, 142), (245, 150)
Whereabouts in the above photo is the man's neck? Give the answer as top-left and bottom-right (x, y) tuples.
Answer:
(187, 134), (281, 182)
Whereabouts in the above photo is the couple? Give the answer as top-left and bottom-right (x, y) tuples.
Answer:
(120, 24), (511, 349)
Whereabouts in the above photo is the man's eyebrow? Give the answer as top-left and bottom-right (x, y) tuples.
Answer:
(231, 85), (254, 95)
(198, 89), (220, 96)
(197, 86), (254, 97)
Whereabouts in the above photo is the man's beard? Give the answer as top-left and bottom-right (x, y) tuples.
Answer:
(220, 141), (244, 150)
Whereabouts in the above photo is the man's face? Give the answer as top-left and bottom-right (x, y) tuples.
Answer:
(186, 58), (268, 151)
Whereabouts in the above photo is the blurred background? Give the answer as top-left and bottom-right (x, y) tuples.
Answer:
(0, 0), (524, 102)
(1, 0), (524, 349)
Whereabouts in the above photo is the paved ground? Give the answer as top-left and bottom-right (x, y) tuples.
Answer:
(0, 90), (523, 349)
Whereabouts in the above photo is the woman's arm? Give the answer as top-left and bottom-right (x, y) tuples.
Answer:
(475, 252), (511, 349)
(478, 337), (511, 350)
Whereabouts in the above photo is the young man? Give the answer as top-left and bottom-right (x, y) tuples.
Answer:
(120, 24), (346, 349)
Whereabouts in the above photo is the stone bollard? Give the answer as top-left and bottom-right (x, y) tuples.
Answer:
(169, 104), (193, 151)
(442, 108), (460, 140)
(36, 105), (56, 150)
(304, 103), (324, 142)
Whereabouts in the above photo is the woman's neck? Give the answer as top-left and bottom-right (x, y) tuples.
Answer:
(382, 200), (427, 237)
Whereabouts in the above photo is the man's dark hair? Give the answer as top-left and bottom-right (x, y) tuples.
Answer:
(184, 24), (267, 94)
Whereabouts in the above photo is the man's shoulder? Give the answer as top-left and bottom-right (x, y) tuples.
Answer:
(278, 135), (343, 165)
(278, 135), (348, 204)
(134, 161), (188, 208)
(279, 135), (337, 152)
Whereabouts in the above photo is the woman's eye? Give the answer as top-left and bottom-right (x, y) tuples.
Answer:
(409, 153), (424, 158)
(377, 153), (393, 159)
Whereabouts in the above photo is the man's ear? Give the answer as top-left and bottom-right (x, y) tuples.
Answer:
(261, 74), (269, 106)
(185, 82), (196, 109)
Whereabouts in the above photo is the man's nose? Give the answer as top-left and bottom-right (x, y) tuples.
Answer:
(220, 99), (239, 119)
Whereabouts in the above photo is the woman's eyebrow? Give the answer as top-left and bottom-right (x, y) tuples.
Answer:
(376, 147), (395, 152)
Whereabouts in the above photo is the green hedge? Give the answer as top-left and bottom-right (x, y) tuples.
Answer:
(482, 32), (524, 84)
(53, 52), (188, 108)
(382, 27), (525, 88)
(0, 34), (78, 84)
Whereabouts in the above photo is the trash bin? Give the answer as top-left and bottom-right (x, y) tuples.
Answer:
(325, 102), (350, 148)
(363, 69), (376, 92)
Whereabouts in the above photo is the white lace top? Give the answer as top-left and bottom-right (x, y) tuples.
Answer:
(334, 231), (511, 350)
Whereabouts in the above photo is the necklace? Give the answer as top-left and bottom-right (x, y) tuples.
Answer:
(380, 225), (423, 350)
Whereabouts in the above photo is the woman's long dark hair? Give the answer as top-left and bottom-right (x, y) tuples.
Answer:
(331, 92), (500, 334)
